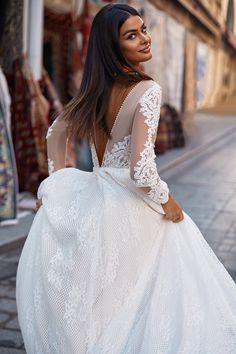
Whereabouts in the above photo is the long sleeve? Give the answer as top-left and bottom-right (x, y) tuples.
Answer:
(46, 116), (68, 175)
(130, 83), (169, 204)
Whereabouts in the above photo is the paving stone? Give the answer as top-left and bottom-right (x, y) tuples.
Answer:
(0, 282), (16, 300)
(0, 298), (17, 314)
(0, 285), (14, 298)
(225, 252), (236, 262)
(224, 197), (236, 212)
(211, 212), (235, 231)
(224, 259), (236, 275)
(5, 289), (16, 300)
(0, 348), (26, 353)
(199, 229), (223, 243)
(229, 245), (236, 253)
(0, 313), (10, 325)
(227, 270), (236, 282)
(0, 329), (24, 348)
(0, 261), (18, 281)
(5, 317), (20, 331)
(218, 243), (233, 252)
(163, 130), (236, 276)
(221, 238), (236, 246)
(0, 280), (12, 286)
(207, 242), (220, 252)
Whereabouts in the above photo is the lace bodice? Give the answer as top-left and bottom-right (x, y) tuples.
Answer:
(46, 80), (169, 204)
(91, 135), (131, 168)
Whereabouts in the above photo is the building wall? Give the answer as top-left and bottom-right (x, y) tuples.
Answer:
(198, 0), (223, 25)
(145, 0), (236, 113)
(40, 0), (236, 113)
(0, 0), (23, 73)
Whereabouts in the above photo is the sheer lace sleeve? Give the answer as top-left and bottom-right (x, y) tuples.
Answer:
(130, 82), (169, 204)
(46, 116), (68, 175)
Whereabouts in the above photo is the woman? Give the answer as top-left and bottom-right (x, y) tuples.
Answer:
(16, 4), (236, 353)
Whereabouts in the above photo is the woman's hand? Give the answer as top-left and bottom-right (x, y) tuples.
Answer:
(36, 198), (42, 210)
(161, 194), (184, 223)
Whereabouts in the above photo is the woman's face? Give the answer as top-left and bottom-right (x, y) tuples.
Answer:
(119, 15), (152, 67)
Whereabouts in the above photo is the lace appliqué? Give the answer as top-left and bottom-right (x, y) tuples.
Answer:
(48, 158), (54, 175)
(47, 247), (76, 293)
(103, 135), (131, 168)
(64, 282), (89, 325)
(133, 84), (169, 204)
(46, 118), (58, 139)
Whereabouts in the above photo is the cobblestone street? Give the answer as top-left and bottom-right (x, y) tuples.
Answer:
(0, 248), (25, 353)
(0, 126), (236, 352)
(162, 129), (236, 281)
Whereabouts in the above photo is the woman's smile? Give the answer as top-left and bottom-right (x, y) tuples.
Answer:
(119, 15), (152, 66)
(139, 43), (151, 53)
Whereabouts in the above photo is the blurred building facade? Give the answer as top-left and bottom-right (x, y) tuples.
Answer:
(1, 0), (236, 113)
(0, 0), (236, 210)
(130, 0), (236, 113)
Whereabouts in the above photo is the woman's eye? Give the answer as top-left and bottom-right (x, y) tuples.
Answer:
(127, 27), (148, 39)
(128, 34), (136, 39)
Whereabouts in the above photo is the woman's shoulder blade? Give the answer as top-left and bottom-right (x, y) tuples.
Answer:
(136, 79), (161, 95)
(143, 79), (161, 90)
(130, 80), (161, 108)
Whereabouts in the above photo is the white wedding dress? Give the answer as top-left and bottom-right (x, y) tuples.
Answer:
(16, 80), (236, 353)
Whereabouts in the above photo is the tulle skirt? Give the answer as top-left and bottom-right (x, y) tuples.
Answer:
(16, 167), (236, 353)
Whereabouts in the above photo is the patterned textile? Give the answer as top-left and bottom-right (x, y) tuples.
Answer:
(25, 61), (50, 177)
(0, 0), (23, 73)
(40, 68), (63, 125)
(171, 107), (185, 148)
(69, 0), (91, 97)
(161, 104), (185, 149)
(0, 102), (18, 221)
(0, 67), (18, 222)
(161, 104), (175, 149)
(8, 58), (44, 193)
(7, 58), (53, 193)
(44, 9), (73, 103)
(0, 68), (11, 131)
(154, 114), (168, 154)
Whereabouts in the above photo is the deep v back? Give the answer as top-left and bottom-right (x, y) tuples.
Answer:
(92, 81), (142, 167)
(45, 79), (158, 173)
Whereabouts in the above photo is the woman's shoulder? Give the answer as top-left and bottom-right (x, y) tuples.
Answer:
(138, 79), (161, 92)
(131, 79), (161, 106)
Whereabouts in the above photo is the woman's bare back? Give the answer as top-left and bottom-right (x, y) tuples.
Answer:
(93, 81), (138, 166)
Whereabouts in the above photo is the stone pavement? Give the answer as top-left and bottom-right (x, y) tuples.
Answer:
(158, 112), (236, 171)
(0, 214), (34, 254)
(162, 128), (236, 281)
(0, 248), (25, 353)
(0, 112), (236, 351)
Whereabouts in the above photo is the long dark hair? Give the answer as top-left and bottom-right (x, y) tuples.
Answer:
(63, 3), (152, 141)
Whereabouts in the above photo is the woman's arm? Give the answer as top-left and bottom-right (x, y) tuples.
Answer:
(46, 116), (68, 175)
(130, 82), (183, 222)
(36, 115), (68, 209)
